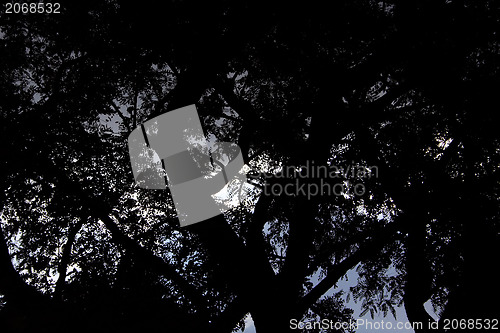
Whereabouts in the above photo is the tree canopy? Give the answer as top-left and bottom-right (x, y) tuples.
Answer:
(1, 1), (499, 332)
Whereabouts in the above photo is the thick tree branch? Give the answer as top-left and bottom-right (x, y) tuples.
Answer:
(36, 155), (210, 312)
(278, 199), (315, 299)
(245, 194), (276, 280)
(403, 209), (436, 332)
(296, 221), (402, 316)
(54, 216), (86, 299)
(96, 212), (210, 314)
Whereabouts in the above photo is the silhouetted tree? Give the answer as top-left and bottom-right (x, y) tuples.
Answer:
(1, 1), (499, 332)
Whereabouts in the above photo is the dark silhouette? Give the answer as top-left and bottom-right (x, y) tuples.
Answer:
(1, 1), (499, 332)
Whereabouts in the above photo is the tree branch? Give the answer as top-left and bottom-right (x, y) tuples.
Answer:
(296, 221), (402, 316)
(54, 216), (86, 299)
(37, 155), (210, 313)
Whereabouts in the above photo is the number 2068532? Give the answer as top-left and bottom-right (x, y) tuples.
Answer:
(5, 3), (60, 14)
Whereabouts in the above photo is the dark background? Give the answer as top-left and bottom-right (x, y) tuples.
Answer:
(0, 1), (499, 332)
